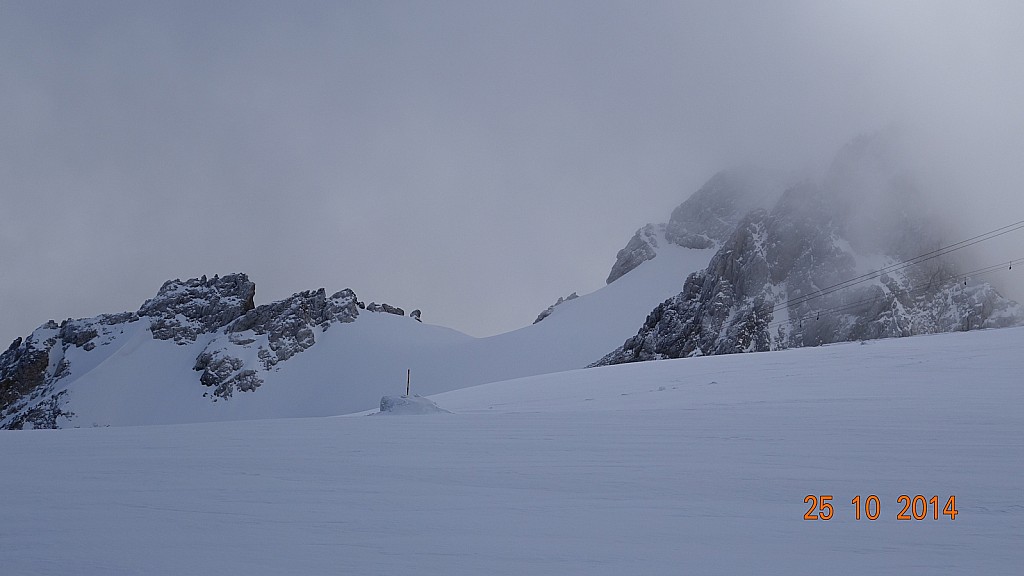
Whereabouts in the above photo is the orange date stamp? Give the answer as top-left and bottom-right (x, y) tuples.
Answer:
(803, 495), (958, 521)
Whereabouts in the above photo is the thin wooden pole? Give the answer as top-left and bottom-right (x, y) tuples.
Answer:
(406, 369), (410, 397)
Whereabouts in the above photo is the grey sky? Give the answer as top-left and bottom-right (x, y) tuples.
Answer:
(3, 1), (1023, 347)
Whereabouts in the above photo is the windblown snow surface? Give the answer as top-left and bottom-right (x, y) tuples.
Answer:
(2, 326), (1021, 574)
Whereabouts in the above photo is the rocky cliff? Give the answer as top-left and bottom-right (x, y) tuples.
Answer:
(0, 274), (412, 428)
(595, 133), (1024, 365)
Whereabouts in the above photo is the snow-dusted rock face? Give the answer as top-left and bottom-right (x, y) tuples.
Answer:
(366, 302), (405, 316)
(0, 276), (376, 426)
(0, 332), (66, 429)
(595, 212), (776, 364)
(595, 133), (1024, 366)
(139, 274), (256, 343)
(0, 312), (144, 429)
(193, 349), (260, 399)
(229, 288), (359, 367)
(194, 288), (361, 399)
(606, 224), (662, 284)
(533, 292), (579, 324)
(606, 168), (787, 285)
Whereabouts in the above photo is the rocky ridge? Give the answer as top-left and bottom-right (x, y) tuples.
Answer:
(1, 274), (414, 428)
(139, 274), (256, 343)
(533, 292), (580, 324)
(594, 133), (1024, 366)
(605, 167), (789, 284)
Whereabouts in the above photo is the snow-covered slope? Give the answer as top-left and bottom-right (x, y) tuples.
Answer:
(2, 326), (1020, 575)
(1, 244), (714, 428)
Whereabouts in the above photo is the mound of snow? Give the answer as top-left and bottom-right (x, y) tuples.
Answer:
(378, 395), (450, 415)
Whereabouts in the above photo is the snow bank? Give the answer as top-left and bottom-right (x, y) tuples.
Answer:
(378, 395), (451, 415)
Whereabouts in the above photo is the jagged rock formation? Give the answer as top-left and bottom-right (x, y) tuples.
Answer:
(194, 288), (361, 398)
(0, 310), (150, 429)
(139, 274), (256, 343)
(606, 225), (662, 284)
(1, 324), (75, 429)
(58, 312), (139, 351)
(230, 288), (360, 368)
(1, 274), (414, 426)
(534, 292), (580, 324)
(595, 212), (777, 364)
(1, 334), (62, 429)
(606, 168), (788, 284)
(193, 350), (259, 399)
(595, 132), (1024, 366)
(366, 302), (405, 316)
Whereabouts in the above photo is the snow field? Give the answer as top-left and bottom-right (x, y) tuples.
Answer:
(1, 326), (1021, 574)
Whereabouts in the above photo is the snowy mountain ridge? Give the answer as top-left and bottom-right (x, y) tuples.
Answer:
(1, 243), (715, 429)
(3, 131), (1022, 429)
(595, 132), (1024, 365)
(1, 274), (369, 428)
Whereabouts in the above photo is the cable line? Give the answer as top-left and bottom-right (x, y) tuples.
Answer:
(771, 219), (1024, 313)
(768, 256), (1021, 330)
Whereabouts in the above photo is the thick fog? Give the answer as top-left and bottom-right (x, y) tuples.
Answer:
(2, 1), (1023, 346)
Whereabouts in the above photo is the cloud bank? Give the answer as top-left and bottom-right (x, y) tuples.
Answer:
(2, 1), (1023, 345)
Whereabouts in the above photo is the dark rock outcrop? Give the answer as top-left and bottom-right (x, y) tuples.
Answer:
(534, 292), (579, 324)
(0, 334), (52, 419)
(2, 274), (370, 423)
(366, 302), (405, 316)
(193, 288), (361, 399)
(231, 288), (360, 367)
(139, 274), (256, 343)
(0, 329), (73, 429)
(606, 225), (661, 284)
(595, 212), (777, 364)
(193, 350), (261, 400)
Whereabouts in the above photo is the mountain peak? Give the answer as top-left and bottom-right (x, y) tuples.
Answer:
(595, 134), (1024, 366)
(139, 273), (257, 343)
(606, 167), (791, 285)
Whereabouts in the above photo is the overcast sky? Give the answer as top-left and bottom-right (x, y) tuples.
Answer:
(3, 1), (1024, 346)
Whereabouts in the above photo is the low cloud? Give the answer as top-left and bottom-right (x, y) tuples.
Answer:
(2, 1), (1022, 345)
